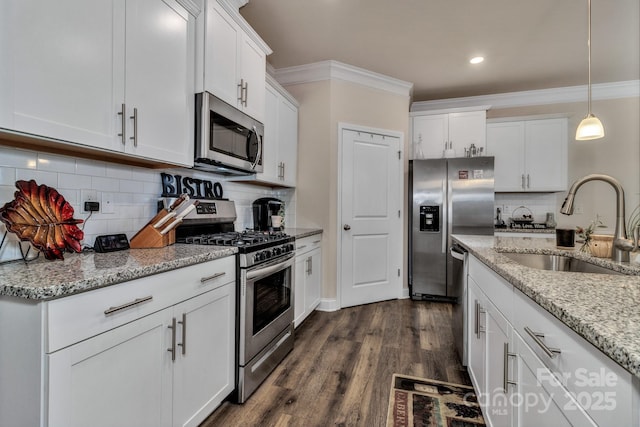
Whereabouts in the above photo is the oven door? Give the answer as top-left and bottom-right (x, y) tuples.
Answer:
(239, 253), (294, 365)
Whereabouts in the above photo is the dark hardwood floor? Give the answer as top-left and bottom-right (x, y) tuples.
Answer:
(200, 299), (471, 427)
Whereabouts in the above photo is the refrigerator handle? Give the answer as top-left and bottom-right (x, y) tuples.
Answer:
(441, 178), (447, 254)
(446, 179), (453, 254)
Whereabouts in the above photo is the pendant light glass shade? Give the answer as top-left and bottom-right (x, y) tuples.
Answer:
(575, 0), (605, 141)
(576, 113), (605, 140)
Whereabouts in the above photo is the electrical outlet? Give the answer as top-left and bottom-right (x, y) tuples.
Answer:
(503, 205), (511, 214)
(102, 193), (115, 214)
(81, 190), (98, 212)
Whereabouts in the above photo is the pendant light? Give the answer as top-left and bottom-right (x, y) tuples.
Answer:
(575, 0), (605, 140)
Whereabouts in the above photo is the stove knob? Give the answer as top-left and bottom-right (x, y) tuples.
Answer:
(254, 253), (261, 262)
(273, 247), (282, 256)
(264, 251), (271, 259)
(289, 243), (295, 252)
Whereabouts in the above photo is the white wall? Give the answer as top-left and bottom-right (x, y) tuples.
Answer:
(0, 146), (295, 262)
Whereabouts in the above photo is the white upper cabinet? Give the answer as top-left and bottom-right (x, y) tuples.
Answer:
(410, 108), (487, 159)
(231, 77), (298, 187)
(486, 118), (568, 192)
(202, 0), (270, 123)
(0, 0), (197, 167)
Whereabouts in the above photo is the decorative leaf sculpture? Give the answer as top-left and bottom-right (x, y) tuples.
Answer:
(0, 180), (84, 260)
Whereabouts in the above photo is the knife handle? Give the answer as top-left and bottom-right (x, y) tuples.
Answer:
(153, 211), (176, 229)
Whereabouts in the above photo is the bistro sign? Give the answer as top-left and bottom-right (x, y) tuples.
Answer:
(160, 172), (223, 199)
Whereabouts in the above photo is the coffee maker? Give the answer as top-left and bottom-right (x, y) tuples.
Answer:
(252, 197), (283, 231)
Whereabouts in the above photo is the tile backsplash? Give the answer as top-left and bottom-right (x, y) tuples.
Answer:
(495, 193), (558, 225)
(0, 146), (295, 262)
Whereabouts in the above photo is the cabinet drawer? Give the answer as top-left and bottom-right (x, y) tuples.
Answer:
(295, 234), (322, 256)
(468, 256), (513, 321)
(512, 288), (633, 427)
(47, 256), (236, 353)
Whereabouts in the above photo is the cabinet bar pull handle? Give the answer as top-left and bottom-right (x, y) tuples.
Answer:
(297, 245), (307, 250)
(281, 162), (285, 179)
(200, 272), (226, 283)
(312, 240), (321, 244)
(243, 81), (249, 106)
(527, 174), (530, 189)
(237, 78), (244, 103)
(117, 103), (126, 145)
(177, 313), (186, 356)
(104, 295), (152, 316)
(168, 317), (177, 362)
(521, 174), (525, 190)
(524, 326), (561, 358)
(475, 301), (486, 337)
(503, 342), (517, 392)
(130, 107), (138, 147)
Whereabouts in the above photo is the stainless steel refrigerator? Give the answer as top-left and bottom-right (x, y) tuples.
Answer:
(409, 157), (495, 300)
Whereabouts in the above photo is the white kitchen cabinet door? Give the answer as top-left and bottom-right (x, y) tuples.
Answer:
(1, 0), (195, 166)
(467, 277), (486, 398)
(172, 284), (235, 427)
(232, 79), (299, 187)
(484, 301), (514, 427)
(239, 35), (267, 123)
(124, 0), (194, 166)
(305, 248), (322, 314)
(448, 110), (487, 157)
(204, 0), (266, 122)
(487, 118), (568, 192)
(411, 110), (486, 159)
(486, 122), (526, 192)
(294, 235), (322, 328)
(411, 114), (448, 159)
(524, 119), (567, 191)
(513, 332), (597, 427)
(204, 1), (240, 108)
(1, 0), (125, 151)
(259, 84), (281, 183)
(47, 309), (173, 427)
(294, 254), (307, 327)
(277, 96), (299, 187)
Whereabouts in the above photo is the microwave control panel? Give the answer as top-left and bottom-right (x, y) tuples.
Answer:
(419, 205), (439, 232)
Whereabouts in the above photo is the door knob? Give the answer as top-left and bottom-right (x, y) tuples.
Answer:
(343, 224), (351, 230)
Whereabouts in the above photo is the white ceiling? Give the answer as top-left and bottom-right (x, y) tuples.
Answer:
(239, 0), (640, 102)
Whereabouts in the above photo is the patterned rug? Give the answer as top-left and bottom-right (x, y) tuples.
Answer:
(386, 374), (486, 427)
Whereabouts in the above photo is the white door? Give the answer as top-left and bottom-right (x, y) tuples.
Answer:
(340, 128), (402, 308)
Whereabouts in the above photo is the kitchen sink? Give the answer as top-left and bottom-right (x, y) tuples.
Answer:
(500, 252), (622, 275)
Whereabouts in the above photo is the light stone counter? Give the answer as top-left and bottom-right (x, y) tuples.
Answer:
(0, 244), (237, 300)
(452, 234), (640, 379)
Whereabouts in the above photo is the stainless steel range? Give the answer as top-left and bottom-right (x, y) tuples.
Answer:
(174, 199), (295, 403)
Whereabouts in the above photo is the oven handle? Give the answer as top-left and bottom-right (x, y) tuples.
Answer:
(246, 253), (295, 281)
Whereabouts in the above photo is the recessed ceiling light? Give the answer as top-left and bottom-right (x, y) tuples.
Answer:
(470, 56), (484, 64)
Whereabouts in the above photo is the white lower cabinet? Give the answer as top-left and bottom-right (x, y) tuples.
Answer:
(294, 234), (322, 327)
(467, 255), (637, 426)
(0, 256), (236, 427)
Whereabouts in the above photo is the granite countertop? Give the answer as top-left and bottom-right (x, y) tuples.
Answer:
(0, 245), (237, 301)
(0, 228), (323, 301)
(452, 234), (640, 379)
(287, 228), (323, 239)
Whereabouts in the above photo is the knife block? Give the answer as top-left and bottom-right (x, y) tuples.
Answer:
(130, 210), (176, 249)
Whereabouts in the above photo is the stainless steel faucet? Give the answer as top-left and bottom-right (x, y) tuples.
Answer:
(560, 174), (634, 263)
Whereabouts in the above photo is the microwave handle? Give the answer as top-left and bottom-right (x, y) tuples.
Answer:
(250, 125), (263, 171)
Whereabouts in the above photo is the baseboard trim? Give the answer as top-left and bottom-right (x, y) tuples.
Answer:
(316, 298), (340, 312)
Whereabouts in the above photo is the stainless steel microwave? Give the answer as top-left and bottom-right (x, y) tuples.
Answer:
(194, 92), (263, 175)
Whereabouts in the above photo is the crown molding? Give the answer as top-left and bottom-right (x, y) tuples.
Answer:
(176, 0), (201, 17)
(411, 80), (640, 111)
(273, 60), (413, 98)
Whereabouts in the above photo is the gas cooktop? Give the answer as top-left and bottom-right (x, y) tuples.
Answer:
(177, 230), (294, 252)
